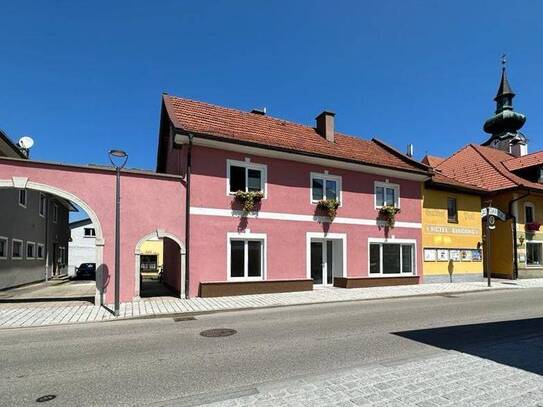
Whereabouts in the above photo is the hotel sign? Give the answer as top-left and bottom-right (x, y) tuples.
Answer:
(425, 225), (480, 236)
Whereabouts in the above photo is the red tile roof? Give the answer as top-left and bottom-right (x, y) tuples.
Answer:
(434, 144), (543, 192)
(503, 151), (543, 171)
(162, 95), (429, 175)
(421, 154), (444, 168)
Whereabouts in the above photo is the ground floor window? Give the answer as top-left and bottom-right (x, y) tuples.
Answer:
(228, 233), (265, 280)
(0, 237), (7, 259)
(37, 244), (44, 259)
(12, 239), (23, 259)
(26, 242), (35, 259)
(526, 241), (543, 266)
(141, 255), (158, 271)
(369, 241), (415, 275)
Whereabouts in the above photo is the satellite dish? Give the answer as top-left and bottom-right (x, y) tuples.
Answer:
(18, 136), (34, 150)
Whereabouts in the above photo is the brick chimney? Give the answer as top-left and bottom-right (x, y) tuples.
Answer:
(316, 111), (335, 142)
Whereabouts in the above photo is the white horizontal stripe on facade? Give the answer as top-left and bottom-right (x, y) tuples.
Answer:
(190, 207), (422, 229)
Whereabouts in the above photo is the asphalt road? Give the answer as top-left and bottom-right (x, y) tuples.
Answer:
(1, 288), (543, 406)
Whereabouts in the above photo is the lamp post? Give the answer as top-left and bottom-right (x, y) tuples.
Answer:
(109, 149), (128, 317)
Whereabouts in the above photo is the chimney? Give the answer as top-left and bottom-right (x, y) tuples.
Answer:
(251, 107), (266, 115)
(316, 111), (335, 142)
(406, 144), (414, 157)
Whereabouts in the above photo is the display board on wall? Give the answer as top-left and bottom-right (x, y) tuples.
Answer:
(424, 248), (482, 262)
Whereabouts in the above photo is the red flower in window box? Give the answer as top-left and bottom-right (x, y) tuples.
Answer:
(525, 222), (541, 232)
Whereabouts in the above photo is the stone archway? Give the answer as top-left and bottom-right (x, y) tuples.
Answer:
(0, 176), (105, 305)
(134, 229), (186, 298)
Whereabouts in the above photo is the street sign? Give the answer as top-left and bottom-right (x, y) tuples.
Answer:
(481, 207), (507, 221)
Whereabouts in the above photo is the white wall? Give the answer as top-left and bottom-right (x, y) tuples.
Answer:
(68, 223), (96, 277)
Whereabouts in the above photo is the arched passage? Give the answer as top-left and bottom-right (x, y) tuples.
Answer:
(135, 229), (186, 298)
(0, 176), (105, 305)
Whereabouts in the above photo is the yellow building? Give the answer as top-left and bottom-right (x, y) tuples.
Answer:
(421, 173), (484, 282)
(139, 238), (164, 274)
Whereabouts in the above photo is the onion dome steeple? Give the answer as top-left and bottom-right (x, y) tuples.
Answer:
(482, 55), (527, 150)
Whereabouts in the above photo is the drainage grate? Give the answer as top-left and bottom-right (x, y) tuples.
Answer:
(36, 395), (56, 403)
(200, 328), (237, 337)
(173, 316), (196, 322)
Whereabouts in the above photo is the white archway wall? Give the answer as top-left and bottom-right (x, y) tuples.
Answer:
(0, 177), (105, 305)
(135, 230), (186, 299)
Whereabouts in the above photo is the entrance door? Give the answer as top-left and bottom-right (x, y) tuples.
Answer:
(310, 239), (338, 286)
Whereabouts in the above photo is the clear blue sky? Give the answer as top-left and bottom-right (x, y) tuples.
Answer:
(2, 1), (543, 170)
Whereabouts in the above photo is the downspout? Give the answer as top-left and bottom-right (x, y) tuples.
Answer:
(184, 134), (193, 298)
(508, 191), (530, 280)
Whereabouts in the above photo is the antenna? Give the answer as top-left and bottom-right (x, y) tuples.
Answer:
(18, 136), (34, 158)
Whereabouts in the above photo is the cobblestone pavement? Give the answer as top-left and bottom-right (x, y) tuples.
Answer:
(199, 335), (543, 407)
(1, 279), (543, 329)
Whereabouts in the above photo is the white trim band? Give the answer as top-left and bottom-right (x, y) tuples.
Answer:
(190, 207), (422, 229)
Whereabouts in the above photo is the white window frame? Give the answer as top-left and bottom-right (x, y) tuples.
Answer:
(374, 181), (400, 209)
(26, 241), (36, 260)
(0, 236), (7, 260)
(367, 238), (417, 277)
(226, 232), (267, 281)
(53, 203), (58, 223)
(226, 159), (268, 198)
(526, 240), (543, 268)
(524, 202), (535, 224)
(305, 232), (348, 282)
(12, 239), (23, 260)
(18, 189), (27, 208)
(39, 193), (47, 217)
(37, 243), (45, 260)
(310, 172), (343, 205)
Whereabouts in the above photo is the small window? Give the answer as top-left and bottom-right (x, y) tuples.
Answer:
(227, 160), (266, 194)
(0, 237), (7, 259)
(229, 237), (265, 280)
(18, 189), (27, 208)
(53, 203), (58, 223)
(526, 242), (542, 266)
(369, 241), (415, 275)
(26, 242), (35, 259)
(525, 203), (535, 224)
(447, 197), (458, 223)
(84, 228), (96, 237)
(37, 244), (44, 259)
(39, 193), (47, 217)
(12, 240), (23, 259)
(311, 173), (341, 203)
(375, 182), (399, 208)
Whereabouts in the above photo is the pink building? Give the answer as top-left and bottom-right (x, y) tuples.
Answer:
(157, 96), (430, 297)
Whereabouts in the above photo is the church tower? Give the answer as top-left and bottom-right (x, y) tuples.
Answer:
(482, 56), (528, 156)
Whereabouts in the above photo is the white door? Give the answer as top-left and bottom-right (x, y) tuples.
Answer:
(310, 239), (337, 286)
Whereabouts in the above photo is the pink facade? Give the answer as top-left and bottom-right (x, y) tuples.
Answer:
(0, 158), (185, 304)
(165, 144), (424, 297)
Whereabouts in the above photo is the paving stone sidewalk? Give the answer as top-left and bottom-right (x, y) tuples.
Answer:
(1, 279), (543, 329)
(197, 338), (543, 407)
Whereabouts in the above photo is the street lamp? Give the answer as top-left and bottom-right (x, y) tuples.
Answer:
(109, 149), (128, 317)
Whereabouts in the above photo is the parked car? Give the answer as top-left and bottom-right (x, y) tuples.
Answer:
(75, 263), (96, 280)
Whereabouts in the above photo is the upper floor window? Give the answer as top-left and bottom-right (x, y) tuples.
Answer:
(39, 193), (46, 217)
(18, 189), (27, 208)
(227, 159), (267, 195)
(525, 202), (535, 224)
(374, 181), (399, 208)
(310, 172), (341, 203)
(84, 228), (96, 237)
(447, 197), (458, 223)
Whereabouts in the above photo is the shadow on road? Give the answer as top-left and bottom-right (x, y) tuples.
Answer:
(394, 317), (543, 375)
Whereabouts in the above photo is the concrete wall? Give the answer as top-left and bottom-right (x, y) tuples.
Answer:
(421, 187), (483, 282)
(0, 158), (185, 303)
(0, 188), (69, 289)
(172, 145), (423, 297)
